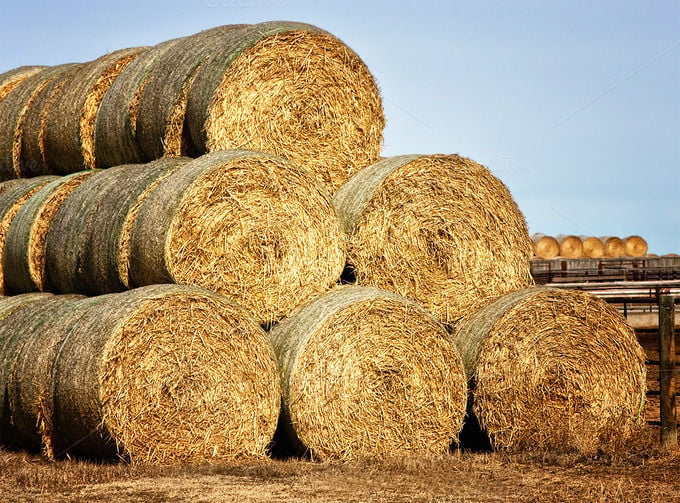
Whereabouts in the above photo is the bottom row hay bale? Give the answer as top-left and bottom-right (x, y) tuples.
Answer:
(453, 287), (647, 454)
(0, 284), (280, 463)
(269, 285), (467, 460)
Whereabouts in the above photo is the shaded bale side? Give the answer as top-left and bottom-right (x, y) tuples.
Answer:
(130, 150), (346, 325)
(94, 38), (185, 168)
(41, 48), (146, 174)
(136, 25), (249, 160)
(0, 177), (58, 294)
(269, 285), (467, 460)
(452, 287), (647, 454)
(624, 235), (648, 257)
(201, 23), (385, 193)
(52, 284), (280, 463)
(0, 66), (45, 103)
(602, 236), (626, 258)
(19, 65), (84, 178)
(556, 234), (583, 259)
(0, 292), (54, 320)
(333, 154), (533, 324)
(3, 172), (96, 294)
(531, 233), (559, 260)
(580, 236), (605, 258)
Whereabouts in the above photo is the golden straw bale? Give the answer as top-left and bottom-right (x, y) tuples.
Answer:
(130, 150), (346, 324)
(556, 234), (584, 259)
(624, 235), (648, 257)
(333, 154), (533, 324)
(531, 234), (559, 259)
(580, 236), (605, 258)
(453, 287), (647, 454)
(269, 285), (467, 460)
(602, 236), (626, 258)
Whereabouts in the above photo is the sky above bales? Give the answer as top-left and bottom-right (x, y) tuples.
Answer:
(0, 0), (678, 254)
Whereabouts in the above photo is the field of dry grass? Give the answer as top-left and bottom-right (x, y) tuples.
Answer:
(1, 427), (678, 503)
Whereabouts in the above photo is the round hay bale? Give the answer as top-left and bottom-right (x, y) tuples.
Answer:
(453, 287), (647, 454)
(0, 292), (54, 320)
(136, 25), (248, 160)
(0, 66), (45, 103)
(51, 284), (280, 463)
(0, 65), (77, 181)
(602, 236), (626, 258)
(130, 150), (346, 324)
(269, 285), (467, 460)
(41, 48), (146, 174)
(0, 176), (58, 294)
(333, 154), (533, 324)
(531, 234), (559, 259)
(94, 38), (185, 168)
(3, 172), (97, 294)
(624, 235), (648, 257)
(197, 22), (384, 193)
(580, 236), (605, 258)
(556, 234), (584, 259)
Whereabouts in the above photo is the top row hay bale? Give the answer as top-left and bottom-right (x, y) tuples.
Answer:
(0, 66), (45, 102)
(556, 234), (583, 259)
(333, 154), (533, 324)
(453, 287), (647, 454)
(531, 233), (559, 259)
(269, 285), (467, 460)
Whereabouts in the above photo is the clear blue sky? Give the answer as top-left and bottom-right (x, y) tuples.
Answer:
(1, 0), (678, 254)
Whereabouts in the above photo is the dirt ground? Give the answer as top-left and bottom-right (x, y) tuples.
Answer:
(2, 430), (679, 503)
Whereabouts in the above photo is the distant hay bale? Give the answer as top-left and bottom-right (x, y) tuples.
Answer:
(624, 235), (648, 257)
(130, 150), (346, 324)
(602, 236), (626, 258)
(0, 66), (45, 102)
(556, 234), (583, 259)
(3, 172), (96, 293)
(197, 22), (384, 192)
(94, 38), (185, 168)
(453, 287), (647, 454)
(41, 48), (146, 174)
(333, 154), (533, 324)
(580, 236), (605, 258)
(50, 284), (280, 463)
(269, 285), (467, 460)
(45, 158), (190, 295)
(0, 176), (58, 294)
(531, 234), (559, 259)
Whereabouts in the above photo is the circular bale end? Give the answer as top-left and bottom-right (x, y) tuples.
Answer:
(130, 150), (346, 324)
(205, 29), (384, 193)
(557, 235), (583, 259)
(580, 236), (605, 258)
(269, 286), (467, 460)
(453, 287), (647, 455)
(334, 154), (533, 324)
(624, 235), (648, 257)
(53, 285), (280, 463)
(532, 234), (559, 260)
(603, 236), (626, 258)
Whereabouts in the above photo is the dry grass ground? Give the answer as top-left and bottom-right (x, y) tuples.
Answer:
(1, 428), (678, 503)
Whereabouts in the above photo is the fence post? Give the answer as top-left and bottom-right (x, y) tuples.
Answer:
(659, 294), (677, 448)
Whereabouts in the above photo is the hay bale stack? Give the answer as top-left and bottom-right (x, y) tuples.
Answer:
(94, 38), (185, 168)
(3, 172), (97, 293)
(41, 48), (146, 174)
(130, 150), (346, 324)
(50, 284), (279, 463)
(556, 234), (583, 259)
(333, 154), (533, 324)
(624, 235), (648, 257)
(453, 287), (647, 454)
(602, 236), (626, 258)
(269, 285), (467, 460)
(0, 176), (58, 294)
(46, 158), (190, 295)
(0, 65), (77, 181)
(532, 234), (559, 259)
(0, 66), (45, 102)
(193, 21), (384, 192)
(580, 236), (605, 258)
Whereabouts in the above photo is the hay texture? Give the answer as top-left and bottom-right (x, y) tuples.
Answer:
(453, 287), (647, 454)
(0, 66), (45, 103)
(602, 236), (626, 258)
(580, 236), (605, 258)
(130, 150), (346, 324)
(196, 22), (384, 193)
(333, 154), (533, 324)
(50, 284), (279, 463)
(624, 235), (648, 257)
(556, 234), (583, 259)
(41, 48), (146, 174)
(269, 285), (467, 460)
(94, 38), (185, 168)
(532, 234), (559, 259)
(46, 158), (189, 295)
(0, 176), (58, 294)
(3, 172), (96, 293)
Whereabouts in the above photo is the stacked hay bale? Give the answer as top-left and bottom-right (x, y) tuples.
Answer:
(531, 234), (649, 259)
(532, 234), (560, 259)
(0, 66), (45, 102)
